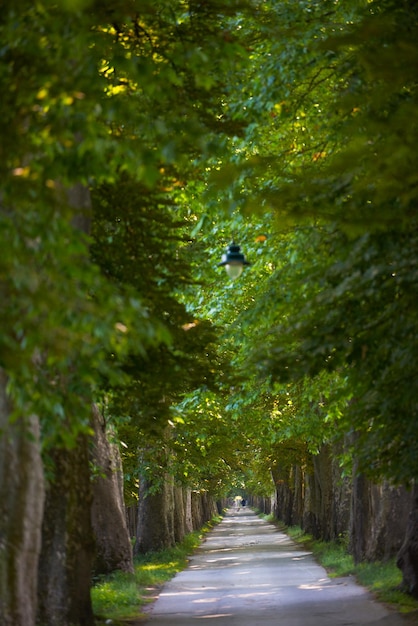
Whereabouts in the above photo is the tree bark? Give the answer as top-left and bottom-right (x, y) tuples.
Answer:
(291, 465), (304, 527)
(397, 485), (418, 598)
(37, 434), (95, 626)
(200, 492), (217, 524)
(135, 474), (175, 554)
(303, 446), (333, 540)
(0, 368), (45, 626)
(330, 443), (351, 541)
(90, 404), (134, 575)
(191, 491), (204, 529)
(184, 488), (194, 533)
(173, 485), (187, 544)
(272, 463), (293, 525)
(350, 469), (413, 564)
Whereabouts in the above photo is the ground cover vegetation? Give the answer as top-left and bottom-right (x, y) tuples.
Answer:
(1, 0), (418, 624)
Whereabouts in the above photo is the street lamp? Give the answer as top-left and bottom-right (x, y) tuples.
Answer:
(218, 242), (250, 280)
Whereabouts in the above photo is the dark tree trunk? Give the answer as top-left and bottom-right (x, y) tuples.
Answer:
(291, 465), (304, 527)
(350, 469), (413, 564)
(216, 499), (227, 515)
(37, 434), (95, 626)
(330, 443), (351, 541)
(125, 505), (138, 539)
(397, 485), (418, 598)
(134, 475), (175, 554)
(0, 368), (45, 626)
(90, 404), (134, 575)
(303, 446), (333, 540)
(272, 464), (293, 525)
(349, 470), (368, 563)
(201, 492), (217, 524)
(37, 182), (95, 623)
(191, 491), (204, 529)
(166, 476), (175, 544)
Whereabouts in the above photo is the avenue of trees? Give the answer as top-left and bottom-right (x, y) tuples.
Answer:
(1, 0), (417, 624)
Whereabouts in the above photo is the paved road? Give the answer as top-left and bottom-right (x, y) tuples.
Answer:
(146, 508), (410, 626)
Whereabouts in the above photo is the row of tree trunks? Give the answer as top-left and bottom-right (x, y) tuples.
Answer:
(303, 445), (335, 540)
(272, 464), (294, 526)
(0, 391), (134, 626)
(125, 488), (224, 547)
(37, 404), (135, 625)
(134, 478), (218, 554)
(248, 494), (273, 515)
(267, 442), (418, 596)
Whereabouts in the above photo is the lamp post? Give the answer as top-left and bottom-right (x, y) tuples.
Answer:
(218, 242), (250, 280)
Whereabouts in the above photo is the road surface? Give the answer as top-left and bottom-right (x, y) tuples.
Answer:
(145, 508), (411, 625)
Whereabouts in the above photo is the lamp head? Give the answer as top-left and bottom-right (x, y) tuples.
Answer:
(218, 243), (250, 280)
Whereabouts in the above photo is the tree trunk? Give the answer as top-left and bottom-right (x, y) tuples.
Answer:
(0, 368), (45, 626)
(184, 488), (194, 533)
(200, 492), (216, 524)
(191, 491), (204, 529)
(350, 468), (413, 563)
(125, 505), (138, 539)
(272, 464), (293, 525)
(291, 465), (304, 527)
(90, 404), (134, 575)
(37, 434), (95, 626)
(135, 474), (175, 554)
(173, 485), (187, 544)
(397, 485), (418, 597)
(303, 446), (333, 540)
(330, 443), (351, 541)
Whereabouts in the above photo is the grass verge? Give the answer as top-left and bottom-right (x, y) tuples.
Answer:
(282, 522), (418, 615)
(92, 516), (222, 624)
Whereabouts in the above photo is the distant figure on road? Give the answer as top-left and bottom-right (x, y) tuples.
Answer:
(241, 499), (246, 507)
(233, 496), (244, 511)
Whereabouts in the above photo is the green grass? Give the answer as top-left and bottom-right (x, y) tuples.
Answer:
(92, 516), (222, 624)
(284, 524), (418, 615)
(92, 572), (141, 621)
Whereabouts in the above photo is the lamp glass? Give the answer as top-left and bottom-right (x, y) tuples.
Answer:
(225, 262), (244, 280)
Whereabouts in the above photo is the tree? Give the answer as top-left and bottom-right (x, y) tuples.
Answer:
(0, 0), (258, 622)
(233, 0), (418, 591)
(184, 0), (418, 487)
(90, 404), (134, 576)
(177, 0), (418, 590)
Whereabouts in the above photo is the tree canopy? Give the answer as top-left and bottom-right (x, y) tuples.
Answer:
(174, 0), (418, 488)
(1, 0), (417, 502)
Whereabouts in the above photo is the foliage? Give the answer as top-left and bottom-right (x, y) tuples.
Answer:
(2, 0), (418, 517)
(180, 2), (418, 484)
(249, 205), (417, 477)
(188, 0), (418, 488)
(89, 175), (232, 498)
(0, 0), (255, 451)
